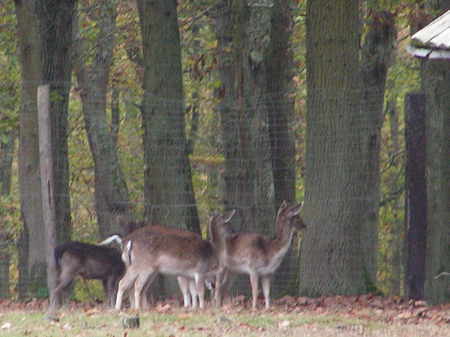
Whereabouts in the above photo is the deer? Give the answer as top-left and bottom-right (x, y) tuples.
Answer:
(210, 201), (306, 310)
(51, 241), (125, 310)
(112, 231), (219, 311)
(100, 225), (211, 309)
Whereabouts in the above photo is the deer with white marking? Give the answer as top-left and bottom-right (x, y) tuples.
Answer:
(111, 230), (218, 311)
(100, 225), (206, 309)
(210, 201), (306, 310)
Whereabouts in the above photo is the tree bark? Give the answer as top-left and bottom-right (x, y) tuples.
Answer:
(213, 0), (275, 234)
(14, 0), (75, 298)
(0, 129), (15, 298)
(137, 0), (200, 232)
(299, 0), (367, 296)
(360, 10), (396, 288)
(265, 0), (298, 297)
(15, 0), (47, 298)
(74, 0), (133, 238)
(422, 59), (450, 304)
(421, 0), (450, 306)
(36, 0), (74, 244)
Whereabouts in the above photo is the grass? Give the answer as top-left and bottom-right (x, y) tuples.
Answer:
(0, 305), (448, 337)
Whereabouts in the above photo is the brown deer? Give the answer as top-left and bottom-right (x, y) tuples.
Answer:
(51, 241), (125, 309)
(99, 225), (203, 308)
(210, 201), (306, 309)
(113, 232), (218, 310)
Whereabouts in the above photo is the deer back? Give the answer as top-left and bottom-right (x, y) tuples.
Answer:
(55, 241), (125, 280)
(127, 232), (218, 276)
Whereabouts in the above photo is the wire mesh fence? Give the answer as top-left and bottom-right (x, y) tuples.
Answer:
(0, 82), (416, 308)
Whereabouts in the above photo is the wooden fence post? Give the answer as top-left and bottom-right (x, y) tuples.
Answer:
(404, 92), (427, 300)
(37, 84), (59, 317)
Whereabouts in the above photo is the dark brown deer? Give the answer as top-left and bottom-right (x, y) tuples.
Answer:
(114, 232), (218, 310)
(100, 225), (206, 309)
(210, 201), (306, 309)
(51, 241), (125, 309)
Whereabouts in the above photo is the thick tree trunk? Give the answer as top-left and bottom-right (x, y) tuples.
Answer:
(36, 0), (74, 244)
(360, 10), (396, 288)
(15, 0), (75, 298)
(136, 0), (200, 297)
(299, 0), (367, 296)
(265, 0), (298, 297)
(422, 59), (450, 304)
(420, 0), (450, 306)
(75, 0), (132, 238)
(15, 0), (47, 298)
(214, 0), (275, 233)
(137, 0), (199, 231)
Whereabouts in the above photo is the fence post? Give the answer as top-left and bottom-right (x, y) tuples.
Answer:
(37, 84), (59, 316)
(404, 92), (427, 300)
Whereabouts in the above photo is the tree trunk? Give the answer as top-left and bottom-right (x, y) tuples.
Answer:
(265, 0), (298, 297)
(36, 0), (74, 244)
(15, 0), (75, 298)
(299, 0), (367, 296)
(422, 59), (450, 304)
(74, 0), (133, 238)
(0, 129), (15, 298)
(15, 0), (47, 298)
(136, 0), (200, 297)
(421, 0), (450, 306)
(214, 0), (275, 234)
(385, 99), (403, 296)
(360, 10), (396, 289)
(137, 0), (199, 231)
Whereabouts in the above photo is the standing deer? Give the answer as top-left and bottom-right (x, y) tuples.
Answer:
(113, 232), (218, 311)
(51, 241), (125, 310)
(100, 225), (203, 308)
(210, 201), (306, 309)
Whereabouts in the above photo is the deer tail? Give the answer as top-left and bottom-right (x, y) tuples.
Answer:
(98, 235), (123, 250)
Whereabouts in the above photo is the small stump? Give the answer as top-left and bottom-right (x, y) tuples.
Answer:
(122, 315), (140, 329)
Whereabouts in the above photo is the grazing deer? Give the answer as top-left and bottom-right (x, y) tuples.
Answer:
(210, 201), (306, 310)
(113, 232), (218, 311)
(52, 241), (125, 309)
(100, 225), (212, 309)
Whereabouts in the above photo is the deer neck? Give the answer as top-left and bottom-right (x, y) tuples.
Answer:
(270, 219), (294, 256)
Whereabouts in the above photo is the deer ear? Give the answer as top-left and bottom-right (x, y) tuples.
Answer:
(224, 209), (236, 223)
(287, 202), (303, 217)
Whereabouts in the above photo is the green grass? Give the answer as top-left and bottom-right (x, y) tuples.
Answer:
(0, 307), (448, 337)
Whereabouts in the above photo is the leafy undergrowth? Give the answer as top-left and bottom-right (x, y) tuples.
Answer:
(0, 295), (449, 337)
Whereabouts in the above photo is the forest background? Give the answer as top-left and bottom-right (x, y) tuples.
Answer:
(0, 0), (448, 306)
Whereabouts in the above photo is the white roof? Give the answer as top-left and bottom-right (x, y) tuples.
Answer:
(408, 10), (450, 59)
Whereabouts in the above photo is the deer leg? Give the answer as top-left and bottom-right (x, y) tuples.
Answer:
(115, 270), (138, 310)
(177, 276), (191, 308)
(105, 276), (119, 308)
(249, 272), (259, 310)
(52, 268), (76, 309)
(140, 278), (154, 309)
(134, 270), (156, 311)
(214, 268), (226, 307)
(188, 278), (198, 309)
(195, 274), (206, 309)
(219, 270), (235, 306)
(261, 276), (271, 309)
